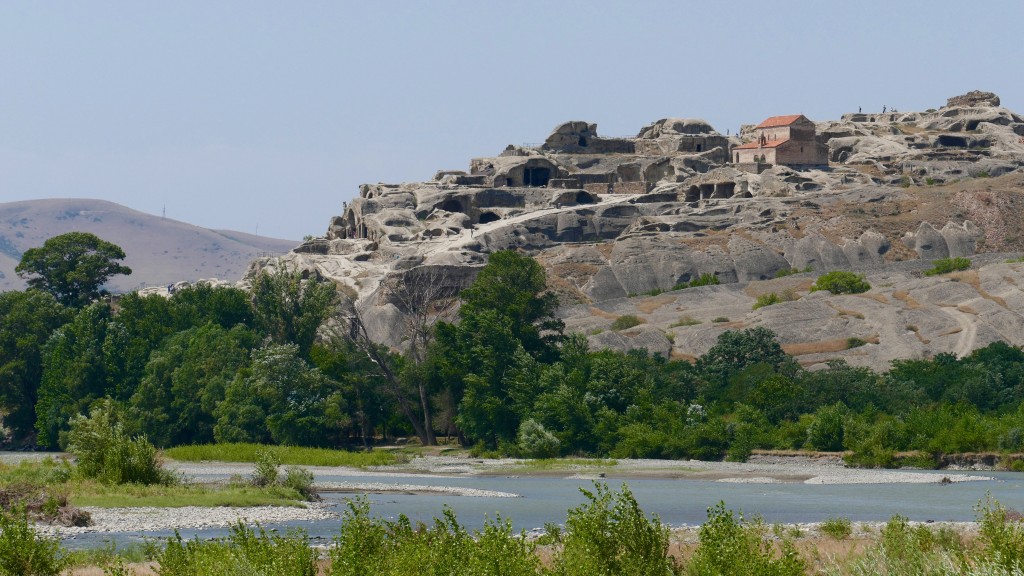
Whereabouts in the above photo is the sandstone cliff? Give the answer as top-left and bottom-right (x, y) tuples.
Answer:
(250, 91), (1024, 371)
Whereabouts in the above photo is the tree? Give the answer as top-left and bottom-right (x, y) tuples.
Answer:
(128, 324), (257, 447)
(16, 232), (132, 307)
(251, 268), (337, 358)
(168, 283), (255, 331)
(380, 265), (461, 446)
(214, 343), (347, 446)
(696, 327), (794, 390)
(431, 251), (565, 447)
(0, 290), (71, 440)
(456, 250), (564, 359)
(35, 302), (112, 447)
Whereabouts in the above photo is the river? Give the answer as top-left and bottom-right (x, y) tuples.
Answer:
(61, 468), (1024, 549)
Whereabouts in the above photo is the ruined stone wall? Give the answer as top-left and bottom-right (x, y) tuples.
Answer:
(582, 181), (650, 195)
(776, 140), (828, 165)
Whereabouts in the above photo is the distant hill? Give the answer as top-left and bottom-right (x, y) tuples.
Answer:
(0, 199), (298, 293)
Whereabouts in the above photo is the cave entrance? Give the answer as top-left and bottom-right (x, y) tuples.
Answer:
(575, 191), (597, 204)
(524, 167), (551, 187)
(938, 135), (968, 147)
(478, 211), (500, 224)
(440, 199), (464, 213)
(684, 186), (700, 202)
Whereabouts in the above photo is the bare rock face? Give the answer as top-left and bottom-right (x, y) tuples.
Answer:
(902, 221), (980, 259)
(946, 90), (1000, 108)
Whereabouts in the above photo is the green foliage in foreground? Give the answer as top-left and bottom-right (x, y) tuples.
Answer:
(164, 443), (397, 467)
(0, 507), (70, 576)
(925, 257), (973, 276)
(158, 523), (318, 576)
(689, 501), (805, 575)
(810, 271), (871, 294)
(331, 498), (540, 576)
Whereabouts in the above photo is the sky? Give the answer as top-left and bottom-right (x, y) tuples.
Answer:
(1, 1), (1022, 240)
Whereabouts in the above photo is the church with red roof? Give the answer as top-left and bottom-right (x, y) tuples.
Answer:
(733, 114), (828, 168)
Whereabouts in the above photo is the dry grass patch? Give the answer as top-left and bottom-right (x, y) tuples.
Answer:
(892, 290), (923, 309)
(854, 292), (889, 304)
(956, 303), (980, 314)
(588, 306), (619, 320)
(783, 338), (855, 356)
(670, 351), (698, 363)
(827, 303), (866, 319)
(636, 294), (676, 314)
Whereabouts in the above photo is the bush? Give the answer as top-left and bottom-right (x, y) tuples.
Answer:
(610, 315), (644, 331)
(330, 497), (539, 576)
(806, 403), (847, 452)
(977, 494), (1024, 571)
(282, 466), (316, 501)
(811, 271), (871, 295)
(821, 516), (853, 540)
(249, 448), (319, 501)
(753, 293), (781, 310)
(670, 316), (701, 327)
(517, 419), (561, 458)
(66, 401), (176, 486)
(712, 317), (729, 323)
(0, 507), (70, 576)
(157, 523), (318, 576)
(846, 337), (868, 349)
(775, 266), (812, 278)
(688, 501), (805, 575)
(251, 448), (281, 488)
(554, 483), (675, 576)
(924, 257), (972, 276)
(687, 273), (720, 288)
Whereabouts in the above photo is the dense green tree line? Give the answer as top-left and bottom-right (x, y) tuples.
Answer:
(3, 233), (1024, 466)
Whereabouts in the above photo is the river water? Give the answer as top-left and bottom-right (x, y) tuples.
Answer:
(63, 469), (1024, 549)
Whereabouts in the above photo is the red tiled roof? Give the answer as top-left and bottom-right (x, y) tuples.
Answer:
(734, 138), (790, 150)
(755, 114), (805, 128)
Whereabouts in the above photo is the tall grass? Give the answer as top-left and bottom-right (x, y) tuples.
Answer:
(164, 443), (397, 467)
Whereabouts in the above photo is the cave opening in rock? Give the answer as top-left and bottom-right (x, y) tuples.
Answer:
(685, 186), (700, 202)
(575, 191), (597, 204)
(578, 137), (587, 147)
(440, 199), (464, 213)
(523, 167), (551, 187)
(938, 135), (968, 148)
(478, 211), (500, 224)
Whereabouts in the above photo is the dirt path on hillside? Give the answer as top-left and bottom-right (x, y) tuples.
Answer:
(942, 307), (978, 357)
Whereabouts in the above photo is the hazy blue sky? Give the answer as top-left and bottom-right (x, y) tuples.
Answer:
(2, 1), (1021, 240)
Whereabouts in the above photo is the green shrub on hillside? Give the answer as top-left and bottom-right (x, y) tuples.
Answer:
(810, 271), (870, 295)
(753, 293), (782, 310)
(687, 273), (720, 288)
(924, 257), (972, 276)
(611, 315), (644, 331)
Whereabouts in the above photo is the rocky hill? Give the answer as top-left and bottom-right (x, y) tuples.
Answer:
(253, 91), (1024, 371)
(0, 199), (298, 293)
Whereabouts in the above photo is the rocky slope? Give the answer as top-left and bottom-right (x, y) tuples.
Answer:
(253, 91), (1024, 371)
(0, 199), (298, 293)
